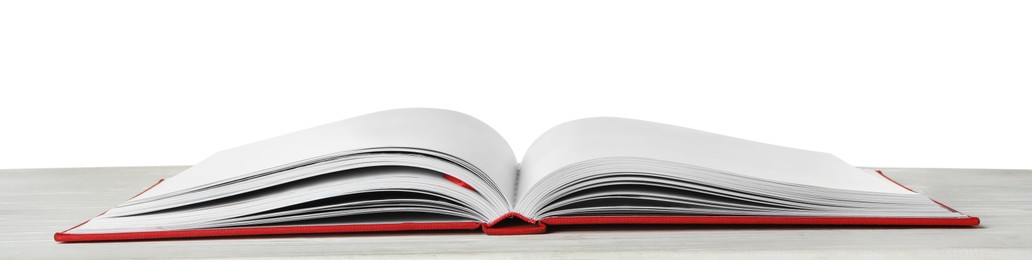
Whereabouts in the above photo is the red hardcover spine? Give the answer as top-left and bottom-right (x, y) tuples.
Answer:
(481, 212), (547, 235)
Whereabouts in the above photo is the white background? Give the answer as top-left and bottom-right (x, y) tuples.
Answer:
(1, 1), (1029, 170)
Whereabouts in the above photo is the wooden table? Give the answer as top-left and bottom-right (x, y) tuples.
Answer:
(2, 166), (1030, 259)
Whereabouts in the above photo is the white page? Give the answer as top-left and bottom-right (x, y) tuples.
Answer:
(131, 108), (519, 204)
(518, 117), (913, 198)
(75, 166), (491, 233)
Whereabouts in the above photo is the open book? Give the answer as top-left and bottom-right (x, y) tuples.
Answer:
(55, 108), (979, 242)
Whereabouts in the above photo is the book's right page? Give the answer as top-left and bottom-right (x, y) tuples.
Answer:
(514, 117), (974, 224)
(517, 117), (911, 198)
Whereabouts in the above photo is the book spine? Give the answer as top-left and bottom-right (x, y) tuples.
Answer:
(481, 212), (548, 235)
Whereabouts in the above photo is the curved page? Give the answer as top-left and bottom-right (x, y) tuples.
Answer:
(518, 117), (912, 198)
(131, 108), (519, 204)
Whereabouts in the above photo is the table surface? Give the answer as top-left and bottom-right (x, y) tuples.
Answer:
(2, 166), (1030, 259)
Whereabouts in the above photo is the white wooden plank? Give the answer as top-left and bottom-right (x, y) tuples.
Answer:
(1, 166), (1029, 259)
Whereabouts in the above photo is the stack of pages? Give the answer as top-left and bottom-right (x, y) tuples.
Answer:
(55, 108), (978, 242)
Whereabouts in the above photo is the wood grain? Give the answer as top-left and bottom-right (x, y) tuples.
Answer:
(1, 166), (1030, 259)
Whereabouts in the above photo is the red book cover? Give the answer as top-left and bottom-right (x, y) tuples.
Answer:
(54, 170), (979, 242)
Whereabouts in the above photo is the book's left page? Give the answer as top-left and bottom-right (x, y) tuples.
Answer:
(59, 108), (518, 239)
